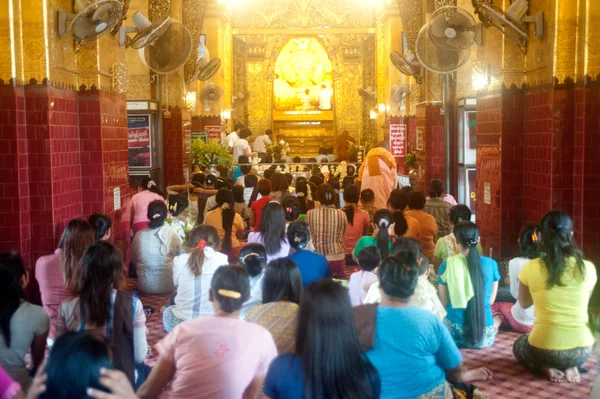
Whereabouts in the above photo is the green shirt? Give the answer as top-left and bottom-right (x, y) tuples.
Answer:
(434, 233), (483, 262)
(353, 236), (393, 258)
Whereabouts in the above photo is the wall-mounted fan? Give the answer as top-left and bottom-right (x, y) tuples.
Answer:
(200, 83), (224, 112)
(119, 12), (192, 74)
(391, 83), (410, 104)
(57, 0), (122, 48)
(233, 91), (250, 107)
(357, 87), (377, 103)
(187, 43), (222, 83)
(473, 0), (543, 54)
(390, 50), (422, 84)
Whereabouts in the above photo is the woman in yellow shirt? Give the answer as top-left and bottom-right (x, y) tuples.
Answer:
(204, 189), (246, 262)
(514, 211), (597, 384)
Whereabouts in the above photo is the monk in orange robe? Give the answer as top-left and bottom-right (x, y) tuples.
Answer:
(357, 141), (398, 209)
(336, 130), (355, 161)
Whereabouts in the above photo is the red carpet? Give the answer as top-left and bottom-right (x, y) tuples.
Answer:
(128, 279), (598, 398)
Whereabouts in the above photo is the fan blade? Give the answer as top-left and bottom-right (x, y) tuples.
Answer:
(448, 12), (473, 32)
(91, 3), (113, 20)
(431, 14), (449, 39)
(447, 34), (470, 49)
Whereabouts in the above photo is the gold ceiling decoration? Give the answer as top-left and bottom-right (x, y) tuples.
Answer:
(231, 0), (375, 29)
(183, 0), (209, 83)
(396, 0), (422, 50)
(434, 0), (457, 9)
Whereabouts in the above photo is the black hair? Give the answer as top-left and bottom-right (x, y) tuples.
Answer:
(400, 185), (413, 195)
(249, 178), (272, 206)
(263, 169), (275, 180)
(343, 185), (360, 225)
(407, 191), (426, 210)
(77, 241), (123, 327)
(296, 279), (380, 399)
(262, 258), (303, 304)
(295, 181), (311, 214)
(205, 174), (217, 188)
(308, 157), (317, 163)
(518, 223), (540, 260)
(449, 204), (472, 225)
(192, 173), (206, 186)
(244, 174), (258, 188)
(347, 164), (356, 177)
(417, 255), (430, 276)
(239, 127), (252, 139)
(88, 213), (112, 241)
(428, 179), (445, 198)
(373, 209), (393, 258)
(287, 221), (311, 250)
(259, 202), (287, 256)
(296, 176), (307, 184)
(239, 243), (267, 277)
(342, 176), (355, 189)
(238, 155), (251, 175)
(284, 173), (294, 186)
(282, 197), (301, 222)
(321, 159), (328, 164)
(318, 147), (328, 155)
(392, 236), (422, 258)
(262, 155), (273, 164)
(293, 156), (302, 163)
(453, 222), (485, 344)
(348, 153), (358, 162)
(214, 178), (231, 190)
(147, 200), (167, 229)
(0, 253), (26, 347)
(318, 184), (336, 206)
(265, 129), (273, 135)
(140, 176), (165, 198)
(539, 210), (585, 289)
(216, 189), (235, 252)
(234, 123), (245, 131)
(388, 189), (408, 211)
(211, 265), (250, 313)
(379, 251), (420, 301)
(328, 177), (340, 191)
(187, 225), (220, 277)
(270, 172), (289, 193)
(40, 332), (113, 399)
(167, 194), (189, 217)
(360, 188), (374, 204)
(232, 185), (245, 203)
(309, 174), (324, 187)
(393, 211), (408, 237)
(357, 247), (381, 272)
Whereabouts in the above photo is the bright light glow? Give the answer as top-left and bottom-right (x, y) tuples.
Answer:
(471, 72), (488, 92)
(185, 91), (197, 112)
(369, 110), (378, 120)
(377, 103), (386, 113)
(221, 109), (232, 120)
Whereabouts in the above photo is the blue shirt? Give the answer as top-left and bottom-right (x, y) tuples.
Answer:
(264, 354), (304, 399)
(366, 307), (462, 399)
(437, 256), (501, 327)
(288, 250), (331, 287)
(232, 166), (243, 182)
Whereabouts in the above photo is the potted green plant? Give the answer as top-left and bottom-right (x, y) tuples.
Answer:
(191, 139), (233, 176)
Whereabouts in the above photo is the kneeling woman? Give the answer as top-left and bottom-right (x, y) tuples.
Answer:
(437, 222), (500, 349)
(138, 265), (277, 399)
(362, 252), (491, 399)
(513, 211), (597, 384)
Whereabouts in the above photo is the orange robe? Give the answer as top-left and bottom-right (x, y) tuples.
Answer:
(357, 148), (398, 209)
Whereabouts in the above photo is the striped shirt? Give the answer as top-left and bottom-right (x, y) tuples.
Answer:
(306, 206), (347, 257)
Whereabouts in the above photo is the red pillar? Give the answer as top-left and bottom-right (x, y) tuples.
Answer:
(163, 107), (191, 187)
(415, 103), (445, 194)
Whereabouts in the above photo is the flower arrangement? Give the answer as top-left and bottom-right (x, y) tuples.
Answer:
(165, 212), (196, 247)
(191, 139), (233, 167)
(267, 139), (290, 160)
(334, 161), (348, 182)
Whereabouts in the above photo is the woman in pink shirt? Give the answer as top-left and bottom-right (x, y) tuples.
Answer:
(35, 219), (95, 340)
(342, 185), (370, 265)
(130, 176), (166, 236)
(137, 265), (277, 399)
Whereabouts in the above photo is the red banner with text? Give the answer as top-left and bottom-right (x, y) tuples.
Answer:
(389, 124), (406, 157)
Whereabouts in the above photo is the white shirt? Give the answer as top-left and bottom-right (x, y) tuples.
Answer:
(253, 134), (272, 153)
(233, 138), (251, 163)
(509, 257), (536, 326)
(319, 87), (332, 110)
(364, 277), (447, 320)
(171, 248), (229, 320)
(239, 272), (265, 318)
(225, 131), (239, 148)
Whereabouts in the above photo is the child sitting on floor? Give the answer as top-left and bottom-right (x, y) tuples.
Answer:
(364, 238), (446, 320)
(492, 223), (538, 333)
(348, 247), (381, 306)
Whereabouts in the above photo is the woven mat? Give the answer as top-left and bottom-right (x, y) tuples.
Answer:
(462, 331), (597, 398)
(128, 277), (597, 399)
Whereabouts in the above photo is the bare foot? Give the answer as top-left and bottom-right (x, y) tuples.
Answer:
(542, 365), (567, 383)
(565, 367), (581, 383)
(493, 315), (503, 333)
(462, 367), (493, 382)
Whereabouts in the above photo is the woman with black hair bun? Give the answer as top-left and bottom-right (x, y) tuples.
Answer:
(513, 211), (596, 384)
(433, 205), (482, 271)
(245, 258), (302, 354)
(353, 209), (394, 261)
(238, 243), (268, 318)
(204, 189), (245, 262)
(264, 279), (380, 399)
(294, 180), (318, 217)
(437, 222), (500, 349)
(131, 200), (182, 295)
(287, 222), (331, 287)
(138, 265), (277, 399)
(247, 202), (290, 263)
(361, 253), (491, 398)
(88, 213), (112, 241)
(130, 176), (166, 236)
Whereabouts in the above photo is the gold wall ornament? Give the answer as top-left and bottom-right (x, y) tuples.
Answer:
(396, 0), (422, 50)
(183, 0), (208, 84)
(112, 61), (129, 94)
(149, 0), (171, 23)
(127, 73), (152, 99)
(231, 0), (375, 29)
(434, 0), (457, 9)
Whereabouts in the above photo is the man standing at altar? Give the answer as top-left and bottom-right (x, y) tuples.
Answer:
(224, 123), (244, 153)
(357, 141), (398, 209)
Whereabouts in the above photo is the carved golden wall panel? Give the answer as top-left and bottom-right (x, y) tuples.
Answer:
(149, 0), (171, 23)
(232, 37), (248, 125)
(232, 0), (375, 29)
(127, 73), (152, 99)
(246, 62), (271, 134)
(183, 0), (208, 83)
